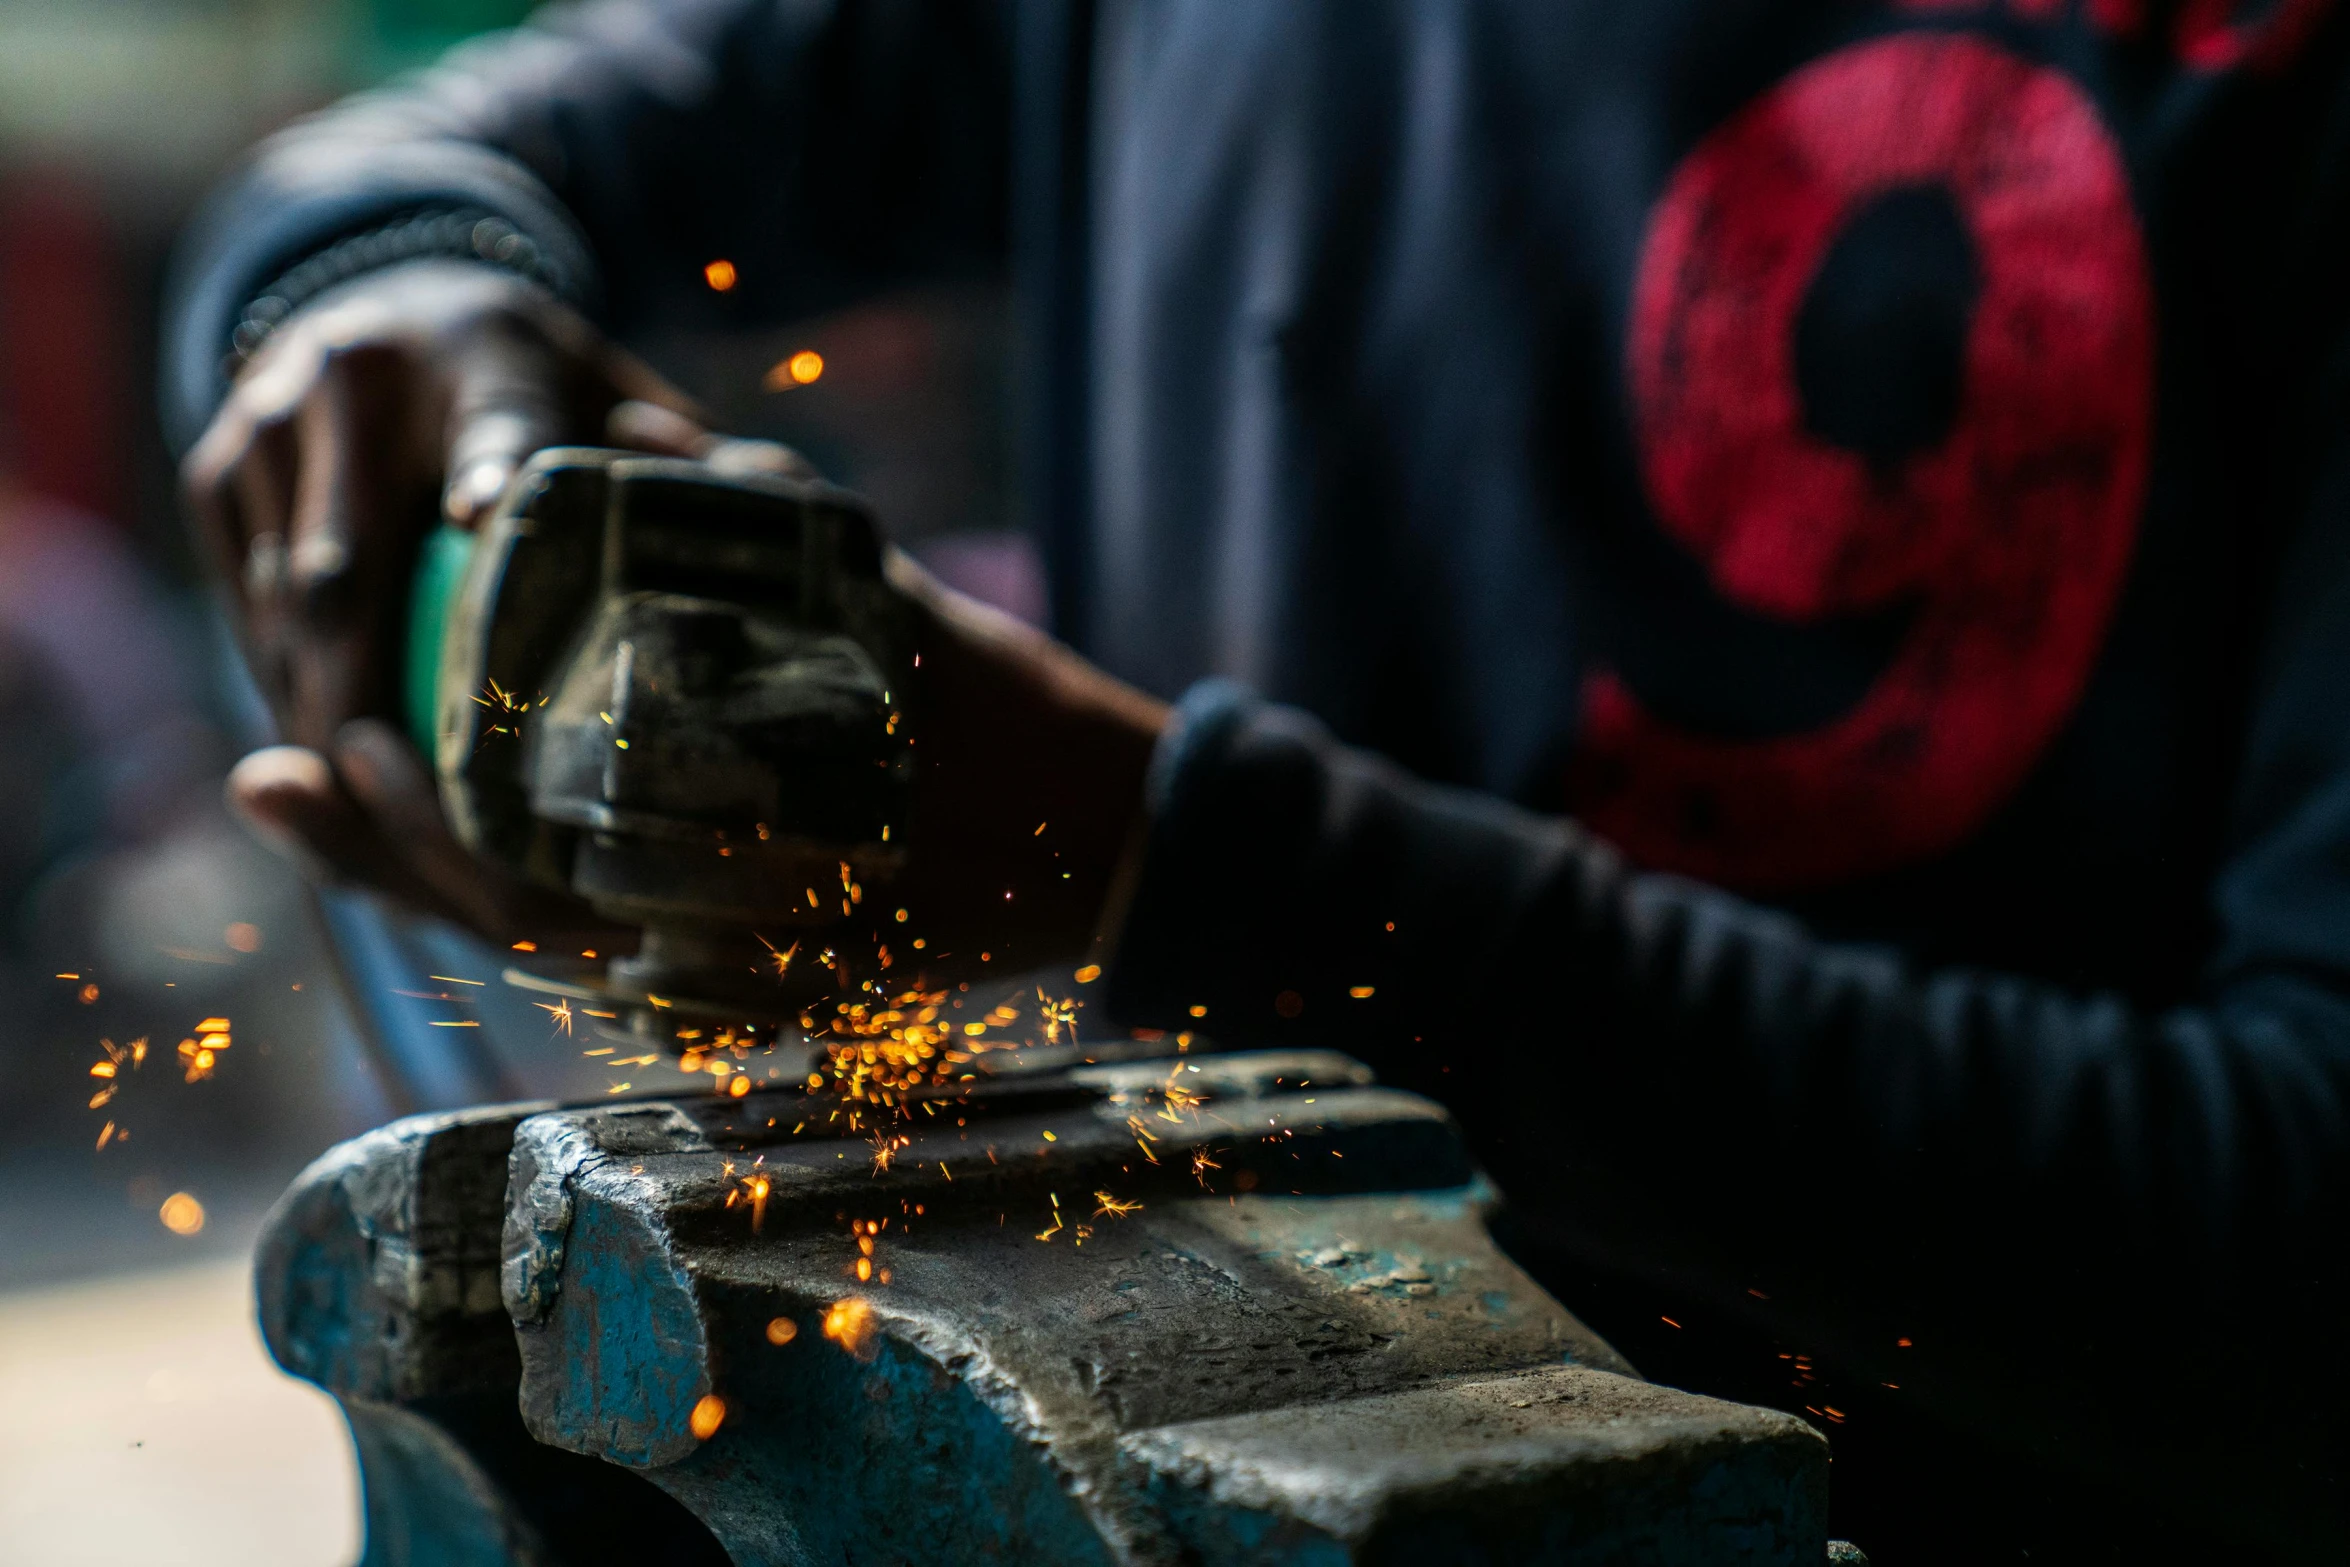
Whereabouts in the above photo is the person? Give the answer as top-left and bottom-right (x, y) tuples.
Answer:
(162, 2), (2350, 1559)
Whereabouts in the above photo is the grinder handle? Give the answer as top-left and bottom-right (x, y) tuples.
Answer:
(403, 521), (478, 758)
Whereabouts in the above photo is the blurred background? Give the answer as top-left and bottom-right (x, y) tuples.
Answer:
(0, 4), (1025, 1561)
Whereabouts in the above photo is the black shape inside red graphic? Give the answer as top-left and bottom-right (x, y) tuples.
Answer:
(1571, 33), (2154, 890)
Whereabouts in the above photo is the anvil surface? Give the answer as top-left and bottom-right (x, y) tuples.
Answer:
(260, 1049), (1832, 1565)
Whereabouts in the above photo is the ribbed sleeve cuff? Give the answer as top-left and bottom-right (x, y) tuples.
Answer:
(160, 138), (600, 453)
(1103, 678), (1589, 1056)
(1104, 679), (1401, 1049)
(1107, 681), (1287, 1029)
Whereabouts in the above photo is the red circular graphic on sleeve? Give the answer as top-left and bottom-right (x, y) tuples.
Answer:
(1571, 33), (2153, 890)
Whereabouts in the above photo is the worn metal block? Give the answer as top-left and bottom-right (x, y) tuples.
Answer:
(1120, 1366), (1826, 1563)
(256, 1101), (729, 1566)
(262, 1103), (540, 1405)
(499, 1051), (1831, 1564)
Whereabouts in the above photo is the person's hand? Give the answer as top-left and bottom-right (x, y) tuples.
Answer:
(183, 259), (696, 944)
(185, 260), (678, 747)
(877, 549), (1170, 985)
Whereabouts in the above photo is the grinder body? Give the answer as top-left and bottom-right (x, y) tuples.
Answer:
(414, 448), (914, 1015)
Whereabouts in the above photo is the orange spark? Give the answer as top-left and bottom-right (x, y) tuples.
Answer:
(762, 349), (824, 389)
(823, 1297), (878, 1360)
(740, 1174), (772, 1233)
(759, 935), (799, 978)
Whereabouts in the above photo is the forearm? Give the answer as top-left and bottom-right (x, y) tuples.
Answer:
(1105, 683), (2350, 1321)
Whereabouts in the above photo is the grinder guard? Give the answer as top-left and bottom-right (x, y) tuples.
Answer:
(431, 448), (914, 1013)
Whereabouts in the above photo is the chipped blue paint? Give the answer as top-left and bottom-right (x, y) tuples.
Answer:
(529, 1193), (711, 1467)
(343, 1402), (542, 1567)
(646, 1291), (1119, 1567)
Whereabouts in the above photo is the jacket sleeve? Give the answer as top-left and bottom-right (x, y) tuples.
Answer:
(160, 0), (1012, 450)
(1104, 672), (2350, 1375)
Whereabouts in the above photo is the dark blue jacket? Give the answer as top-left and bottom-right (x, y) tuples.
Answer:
(164, 3), (2350, 1555)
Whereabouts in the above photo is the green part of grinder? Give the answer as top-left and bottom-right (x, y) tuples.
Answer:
(404, 522), (478, 759)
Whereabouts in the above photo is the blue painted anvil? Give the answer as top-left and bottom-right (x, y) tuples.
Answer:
(258, 1050), (1840, 1564)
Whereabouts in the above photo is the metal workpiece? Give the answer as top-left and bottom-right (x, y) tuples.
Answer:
(256, 1101), (728, 1567)
(497, 1050), (1832, 1564)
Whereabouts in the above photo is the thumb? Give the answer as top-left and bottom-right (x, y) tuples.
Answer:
(440, 334), (566, 527)
(605, 397), (714, 458)
(607, 398), (820, 480)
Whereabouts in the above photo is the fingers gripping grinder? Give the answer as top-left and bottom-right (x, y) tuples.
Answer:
(409, 448), (916, 1033)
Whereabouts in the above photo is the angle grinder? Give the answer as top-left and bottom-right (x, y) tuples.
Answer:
(403, 447), (916, 1041)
